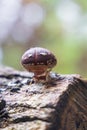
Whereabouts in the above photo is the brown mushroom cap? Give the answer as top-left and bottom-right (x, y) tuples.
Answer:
(21, 47), (57, 74)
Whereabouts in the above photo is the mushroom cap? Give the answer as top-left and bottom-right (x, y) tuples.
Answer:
(21, 47), (57, 75)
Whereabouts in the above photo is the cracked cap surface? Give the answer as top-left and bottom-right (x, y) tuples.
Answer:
(21, 47), (57, 75)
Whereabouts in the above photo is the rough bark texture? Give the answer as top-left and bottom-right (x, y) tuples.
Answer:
(0, 66), (87, 130)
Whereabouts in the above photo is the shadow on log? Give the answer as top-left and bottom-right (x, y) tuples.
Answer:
(0, 66), (87, 130)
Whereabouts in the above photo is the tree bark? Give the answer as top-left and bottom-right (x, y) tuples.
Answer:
(0, 66), (87, 130)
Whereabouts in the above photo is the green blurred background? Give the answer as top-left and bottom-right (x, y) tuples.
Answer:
(0, 0), (87, 77)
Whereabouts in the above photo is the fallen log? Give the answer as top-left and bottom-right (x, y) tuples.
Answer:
(0, 66), (87, 130)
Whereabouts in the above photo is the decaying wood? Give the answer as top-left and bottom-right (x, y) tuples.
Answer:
(0, 66), (87, 130)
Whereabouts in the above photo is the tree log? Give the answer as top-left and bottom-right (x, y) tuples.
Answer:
(0, 66), (87, 130)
